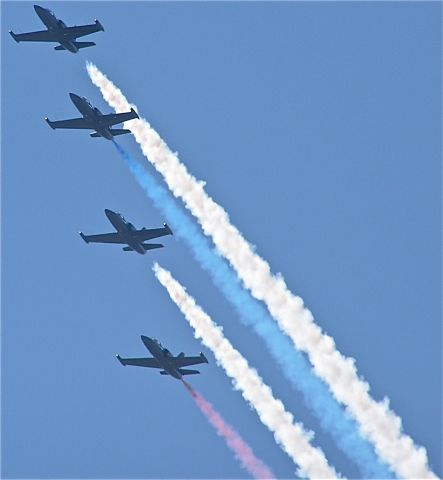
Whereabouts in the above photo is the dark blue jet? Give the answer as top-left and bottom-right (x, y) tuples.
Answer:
(80, 209), (172, 255)
(9, 5), (104, 53)
(46, 93), (139, 140)
(117, 336), (209, 380)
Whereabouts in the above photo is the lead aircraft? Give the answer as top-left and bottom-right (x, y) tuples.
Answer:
(9, 5), (104, 53)
(80, 209), (173, 255)
(117, 336), (209, 380)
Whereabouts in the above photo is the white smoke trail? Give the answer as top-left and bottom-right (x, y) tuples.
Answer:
(112, 141), (387, 478)
(154, 263), (339, 479)
(87, 63), (436, 479)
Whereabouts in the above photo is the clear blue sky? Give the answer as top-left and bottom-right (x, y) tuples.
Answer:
(2, 2), (441, 478)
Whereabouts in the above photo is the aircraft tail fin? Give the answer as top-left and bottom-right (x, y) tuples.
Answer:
(90, 132), (101, 138)
(179, 369), (200, 376)
(159, 370), (169, 375)
(109, 128), (131, 137)
(177, 352), (185, 358)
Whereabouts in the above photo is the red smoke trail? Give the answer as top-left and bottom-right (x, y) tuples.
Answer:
(183, 381), (275, 479)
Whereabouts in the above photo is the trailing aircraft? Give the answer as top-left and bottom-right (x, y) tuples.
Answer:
(9, 4), (104, 53)
(80, 209), (172, 254)
(117, 336), (209, 379)
(46, 93), (139, 140)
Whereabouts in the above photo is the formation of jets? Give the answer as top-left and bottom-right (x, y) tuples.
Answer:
(10, 5), (208, 381)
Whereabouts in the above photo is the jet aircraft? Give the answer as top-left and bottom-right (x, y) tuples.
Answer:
(9, 5), (104, 53)
(46, 93), (139, 140)
(80, 209), (172, 254)
(117, 336), (209, 379)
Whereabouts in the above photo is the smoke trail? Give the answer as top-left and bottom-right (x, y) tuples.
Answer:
(182, 381), (275, 480)
(156, 265), (338, 479)
(90, 63), (435, 479)
(111, 131), (393, 478)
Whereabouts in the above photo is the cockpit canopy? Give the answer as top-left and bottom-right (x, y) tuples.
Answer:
(155, 339), (171, 356)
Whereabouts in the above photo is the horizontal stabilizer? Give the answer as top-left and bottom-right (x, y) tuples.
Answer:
(122, 243), (163, 252)
(74, 41), (96, 49)
(110, 128), (131, 137)
(55, 41), (96, 51)
(159, 371), (169, 375)
(179, 369), (200, 376)
(142, 243), (163, 251)
(90, 132), (101, 138)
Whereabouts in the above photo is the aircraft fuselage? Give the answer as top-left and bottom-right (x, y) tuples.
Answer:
(104, 209), (146, 254)
(142, 336), (183, 379)
(70, 93), (114, 140)
(34, 5), (78, 53)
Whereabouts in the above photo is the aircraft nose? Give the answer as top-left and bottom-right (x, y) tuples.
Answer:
(141, 336), (154, 348)
(34, 5), (45, 14)
(104, 209), (116, 221)
(69, 92), (80, 102)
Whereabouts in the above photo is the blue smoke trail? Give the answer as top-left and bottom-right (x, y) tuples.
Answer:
(112, 140), (394, 479)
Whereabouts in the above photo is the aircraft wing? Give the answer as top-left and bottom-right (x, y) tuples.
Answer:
(174, 355), (208, 367)
(117, 356), (161, 368)
(62, 22), (104, 39)
(133, 225), (173, 242)
(99, 109), (139, 127)
(80, 232), (125, 244)
(46, 117), (91, 129)
(9, 29), (55, 42)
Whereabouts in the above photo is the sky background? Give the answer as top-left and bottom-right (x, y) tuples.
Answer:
(2, 1), (441, 478)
